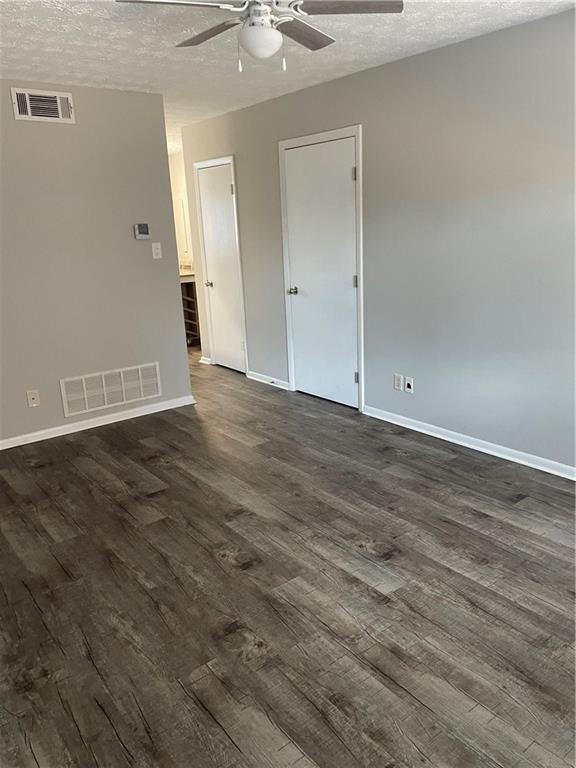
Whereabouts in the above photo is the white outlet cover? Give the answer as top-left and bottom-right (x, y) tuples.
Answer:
(393, 373), (404, 391)
(152, 242), (162, 260)
(26, 389), (40, 407)
(404, 377), (415, 394)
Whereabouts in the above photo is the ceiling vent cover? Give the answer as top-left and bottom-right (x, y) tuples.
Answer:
(11, 88), (75, 124)
(60, 363), (161, 417)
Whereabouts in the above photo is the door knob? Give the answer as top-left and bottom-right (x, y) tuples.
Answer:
(288, 286), (298, 295)
(205, 281), (213, 287)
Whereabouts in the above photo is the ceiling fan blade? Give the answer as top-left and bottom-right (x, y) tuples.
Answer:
(177, 19), (241, 46)
(278, 17), (335, 51)
(116, 0), (243, 10)
(297, 0), (403, 14)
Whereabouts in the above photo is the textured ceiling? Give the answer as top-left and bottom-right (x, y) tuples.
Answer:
(0, 0), (572, 151)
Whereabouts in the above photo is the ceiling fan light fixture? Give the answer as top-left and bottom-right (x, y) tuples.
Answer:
(238, 23), (283, 59)
(117, 0), (404, 62)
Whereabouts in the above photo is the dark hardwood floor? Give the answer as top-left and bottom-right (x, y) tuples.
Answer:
(0, 353), (574, 768)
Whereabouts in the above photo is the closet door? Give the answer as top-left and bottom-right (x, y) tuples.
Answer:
(196, 160), (246, 372)
(283, 136), (359, 406)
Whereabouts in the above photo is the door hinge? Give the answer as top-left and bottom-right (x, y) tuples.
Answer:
(352, 166), (357, 182)
(354, 371), (359, 384)
(353, 274), (358, 288)
(230, 183), (235, 195)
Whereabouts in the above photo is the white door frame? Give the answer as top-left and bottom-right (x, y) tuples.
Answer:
(278, 125), (364, 411)
(193, 155), (249, 372)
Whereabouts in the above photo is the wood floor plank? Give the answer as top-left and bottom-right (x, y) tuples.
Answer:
(0, 351), (573, 768)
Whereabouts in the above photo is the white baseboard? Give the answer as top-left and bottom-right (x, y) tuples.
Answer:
(246, 371), (293, 391)
(362, 405), (575, 481)
(198, 356), (213, 365)
(0, 395), (196, 451)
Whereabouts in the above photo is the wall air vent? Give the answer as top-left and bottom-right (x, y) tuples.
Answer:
(60, 363), (161, 417)
(11, 88), (75, 123)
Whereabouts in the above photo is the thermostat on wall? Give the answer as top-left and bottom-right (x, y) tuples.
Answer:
(134, 223), (151, 240)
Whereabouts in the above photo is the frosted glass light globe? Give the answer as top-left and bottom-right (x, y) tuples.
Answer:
(238, 24), (283, 59)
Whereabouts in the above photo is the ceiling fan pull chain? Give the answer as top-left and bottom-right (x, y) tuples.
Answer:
(282, 39), (287, 71)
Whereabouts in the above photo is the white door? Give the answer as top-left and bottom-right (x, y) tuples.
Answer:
(197, 161), (246, 372)
(174, 195), (193, 274)
(283, 136), (359, 407)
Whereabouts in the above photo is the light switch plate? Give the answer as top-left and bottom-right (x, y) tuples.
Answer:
(393, 373), (404, 391)
(404, 376), (415, 394)
(152, 242), (162, 260)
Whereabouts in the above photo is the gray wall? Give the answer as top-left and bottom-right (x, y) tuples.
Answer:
(182, 11), (575, 467)
(0, 82), (191, 440)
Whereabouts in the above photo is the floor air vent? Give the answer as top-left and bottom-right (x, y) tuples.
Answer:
(60, 363), (161, 417)
(12, 88), (75, 123)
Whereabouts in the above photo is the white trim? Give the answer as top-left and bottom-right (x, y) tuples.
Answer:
(355, 129), (365, 412)
(279, 147), (297, 393)
(194, 156), (235, 170)
(193, 155), (249, 373)
(362, 405), (575, 481)
(246, 371), (292, 391)
(278, 125), (364, 407)
(0, 396), (196, 451)
(198, 356), (213, 365)
(279, 125), (361, 152)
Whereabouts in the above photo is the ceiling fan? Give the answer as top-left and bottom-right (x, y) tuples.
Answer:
(116, 0), (404, 62)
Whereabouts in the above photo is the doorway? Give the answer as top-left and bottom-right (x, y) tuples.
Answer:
(279, 126), (363, 409)
(194, 156), (247, 373)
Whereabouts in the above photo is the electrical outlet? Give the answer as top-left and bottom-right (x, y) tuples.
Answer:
(152, 242), (162, 260)
(393, 373), (404, 391)
(404, 377), (414, 394)
(26, 389), (40, 407)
